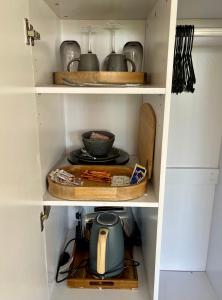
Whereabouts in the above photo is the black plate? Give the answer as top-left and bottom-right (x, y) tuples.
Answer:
(67, 148), (129, 165)
(74, 147), (120, 162)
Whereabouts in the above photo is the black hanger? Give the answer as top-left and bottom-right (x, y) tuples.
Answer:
(172, 25), (196, 94)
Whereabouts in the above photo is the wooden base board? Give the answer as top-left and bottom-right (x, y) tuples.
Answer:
(67, 243), (138, 289)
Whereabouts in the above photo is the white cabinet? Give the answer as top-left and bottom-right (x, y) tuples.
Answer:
(1, 0), (222, 300)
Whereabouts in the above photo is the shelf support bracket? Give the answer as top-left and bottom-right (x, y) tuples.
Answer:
(40, 206), (51, 232)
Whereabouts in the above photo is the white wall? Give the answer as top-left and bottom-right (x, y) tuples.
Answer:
(161, 168), (218, 271)
(161, 44), (222, 270)
(207, 143), (222, 298)
(167, 46), (222, 168)
(64, 94), (142, 154)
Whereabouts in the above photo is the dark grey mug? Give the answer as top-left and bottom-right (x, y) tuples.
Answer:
(106, 53), (136, 72)
(67, 53), (100, 71)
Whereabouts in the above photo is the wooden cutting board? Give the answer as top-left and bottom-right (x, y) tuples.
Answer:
(138, 103), (156, 179)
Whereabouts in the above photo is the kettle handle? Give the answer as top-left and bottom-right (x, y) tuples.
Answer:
(97, 228), (109, 275)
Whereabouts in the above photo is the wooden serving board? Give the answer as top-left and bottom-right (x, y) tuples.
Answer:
(138, 103), (156, 179)
(67, 243), (138, 289)
(48, 165), (147, 201)
(54, 71), (146, 85)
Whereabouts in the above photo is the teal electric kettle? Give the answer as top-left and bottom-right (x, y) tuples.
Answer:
(88, 212), (124, 279)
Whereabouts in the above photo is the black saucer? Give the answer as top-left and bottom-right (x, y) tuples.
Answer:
(67, 148), (129, 165)
(74, 147), (120, 162)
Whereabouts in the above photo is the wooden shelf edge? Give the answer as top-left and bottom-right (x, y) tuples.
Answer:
(43, 184), (159, 207)
(35, 85), (166, 95)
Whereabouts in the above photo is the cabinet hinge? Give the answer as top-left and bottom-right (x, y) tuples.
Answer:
(40, 206), (51, 232)
(24, 18), (41, 46)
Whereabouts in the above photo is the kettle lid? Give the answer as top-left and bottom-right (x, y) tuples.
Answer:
(96, 212), (119, 226)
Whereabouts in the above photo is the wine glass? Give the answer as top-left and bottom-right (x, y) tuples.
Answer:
(102, 25), (118, 70)
(67, 26), (100, 72)
(103, 25), (136, 72)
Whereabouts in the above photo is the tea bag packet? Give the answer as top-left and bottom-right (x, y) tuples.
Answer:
(130, 164), (147, 184)
(111, 176), (130, 187)
(49, 169), (83, 186)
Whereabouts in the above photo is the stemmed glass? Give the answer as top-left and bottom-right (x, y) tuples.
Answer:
(67, 26), (100, 72)
(102, 24), (118, 70)
(102, 23), (136, 72)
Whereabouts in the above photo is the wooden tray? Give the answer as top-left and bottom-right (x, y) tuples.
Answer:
(53, 71), (146, 85)
(48, 165), (147, 201)
(67, 242), (138, 289)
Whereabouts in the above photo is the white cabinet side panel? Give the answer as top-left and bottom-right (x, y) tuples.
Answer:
(167, 47), (222, 168)
(207, 144), (222, 299)
(144, 0), (178, 299)
(0, 1), (48, 300)
(29, 0), (66, 190)
(144, 0), (173, 86)
(161, 169), (217, 271)
(29, 0), (61, 84)
(28, 2), (67, 297)
(136, 208), (158, 300)
(36, 95), (65, 190)
(45, 207), (68, 296)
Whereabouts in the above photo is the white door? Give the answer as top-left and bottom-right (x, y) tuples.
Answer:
(0, 1), (48, 300)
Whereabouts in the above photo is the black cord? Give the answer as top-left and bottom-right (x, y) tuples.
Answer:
(56, 259), (87, 283)
(56, 264), (68, 283)
(55, 238), (76, 283)
(124, 258), (140, 267)
(69, 259), (88, 277)
(63, 238), (76, 252)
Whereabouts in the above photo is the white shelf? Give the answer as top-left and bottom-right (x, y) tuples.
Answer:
(35, 85), (166, 95)
(159, 271), (218, 300)
(51, 247), (150, 300)
(43, 184), (158, 208)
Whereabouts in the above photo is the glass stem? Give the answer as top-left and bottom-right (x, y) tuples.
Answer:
(88, 29), (92, 53)
(111, 29), (116, 53)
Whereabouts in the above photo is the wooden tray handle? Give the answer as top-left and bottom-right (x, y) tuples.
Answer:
(97, 228), (109, 275)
